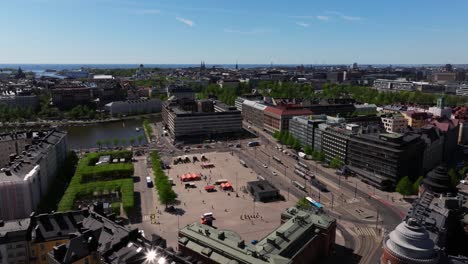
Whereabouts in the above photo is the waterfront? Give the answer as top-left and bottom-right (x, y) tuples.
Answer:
(63, 117), (155, 149)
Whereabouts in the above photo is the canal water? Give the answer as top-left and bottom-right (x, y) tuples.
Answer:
(63, 119), (149, 149)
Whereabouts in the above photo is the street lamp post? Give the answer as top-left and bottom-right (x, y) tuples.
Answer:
(354, 181), (357, 198)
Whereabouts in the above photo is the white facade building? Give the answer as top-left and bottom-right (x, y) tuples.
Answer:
(0, 130), (68, 221)
(381, 115), (408, 134)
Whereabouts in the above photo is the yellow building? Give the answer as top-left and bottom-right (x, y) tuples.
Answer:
(402, 111), (429, 129)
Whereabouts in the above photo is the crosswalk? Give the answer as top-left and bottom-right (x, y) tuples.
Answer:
(354, 226), (377, 237)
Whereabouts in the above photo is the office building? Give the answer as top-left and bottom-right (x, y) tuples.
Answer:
(235, 95), (263, 112)
(289, 115), (326, 149)
(162, 99), (243, 141)
(321, 124), (357, 164)
(167, 85), (195, 100)
(263, 105), (312, 134)
(346, 133), (425, 190)
(0, 129), (68, 220)
(381, 114), (408, 134)
(178, 206), (336, 264)
(104, 98), (161, 117)
(242, 100), (267, 130)
(51, 84), (92, 110)
(373, 79), (415, 91)
(0, 93), (38, 110)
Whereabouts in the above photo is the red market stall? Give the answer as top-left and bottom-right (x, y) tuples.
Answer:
(181, 173), (202, 182)
(220, 182), (233, 191)
(204, 185), (216, 192)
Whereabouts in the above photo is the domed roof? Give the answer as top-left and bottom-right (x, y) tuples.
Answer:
(423, 165), (452, 194)
(385, 219), (438, 262)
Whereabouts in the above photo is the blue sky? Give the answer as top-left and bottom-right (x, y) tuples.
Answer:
(1, 0), (467, 64)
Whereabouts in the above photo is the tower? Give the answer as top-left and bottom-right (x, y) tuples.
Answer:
(381, 218), (439, 264)
(437, 97), (445, 109)
(235, 60), (238, 70)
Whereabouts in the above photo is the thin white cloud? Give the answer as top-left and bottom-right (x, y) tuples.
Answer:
(316, 15), (330, 21)
(135, 9), (161, 15)
(176, 17), (195, 27)
(296, 22), (310, 27)
(341, 15), (362, 21)
(325, 11), (364, 21)
(224, 28), (272, 34)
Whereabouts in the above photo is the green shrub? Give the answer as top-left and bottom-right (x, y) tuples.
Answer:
(58, 151), (135, 214)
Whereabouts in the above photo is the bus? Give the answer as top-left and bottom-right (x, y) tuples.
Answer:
(305, 196), (323, 209)
(310, 178), (329, 192)
(293, 181), (306, 192)
(294, 169), (307, 179)
(247, 141), (260, 147)
(240, 159), (247, 167)
(297, 161), (309, 170)
(273, 156), (282, 164)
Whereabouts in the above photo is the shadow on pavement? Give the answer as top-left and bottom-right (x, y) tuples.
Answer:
(320, 244), (362, 264)
(129, 192), (143, 224)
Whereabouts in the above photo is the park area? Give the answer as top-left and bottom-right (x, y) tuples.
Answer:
(58, 150), (135, 215)
(147, 151), (297, 248)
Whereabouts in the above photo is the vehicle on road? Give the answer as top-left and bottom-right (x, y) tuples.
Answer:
(298, 161), (309, 170)
(263, 164), (268, 168)
(146, 176), (153, 187)
(240, 159), (247, 167)
(306, 196), (323, 209)
(247, 141), (260, 147)
(293, 181), (306, 192)
(273, 156), (282, 164)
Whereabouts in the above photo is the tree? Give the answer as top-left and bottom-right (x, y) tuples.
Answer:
(121, 138), (127, 146)
(318, 151), (326, 162)
(304, 145), (313, 156)
(286, 134), (295, 146)
(292, 139), (301, 151)
(103, 139), (111, 148)
(137, 135), (144, 145)
(296, 197), (311, 210)
(396, 176), (413, 197)
(129, 138), (136, 146)
(278, 131), (287, 144)
(113, 138), (120, 147)
(448, 168), (460, 188)
(312, 150), (319, 160)
(96, 140), (102, 150)
(273, 131), (280, 140)
(330, 156), (342, 169)
(413, 176), (423, 194)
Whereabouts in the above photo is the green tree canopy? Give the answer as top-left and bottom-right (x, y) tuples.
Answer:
(304, 145), (313, 155)
(396, 176), (414, 197)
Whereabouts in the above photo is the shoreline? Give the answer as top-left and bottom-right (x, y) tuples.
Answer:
(0, 113), (161, 128)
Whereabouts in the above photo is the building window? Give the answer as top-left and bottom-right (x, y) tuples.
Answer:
(42, 255), (46, 261)
(40, 244), (45, 251)
(84, 258), (90, 264)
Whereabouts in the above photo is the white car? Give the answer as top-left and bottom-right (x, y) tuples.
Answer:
(146, 176), (153, 187)
(272, 171), (277, 176)
(263, 164), (268, 168)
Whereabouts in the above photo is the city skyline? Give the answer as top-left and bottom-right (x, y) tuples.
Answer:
(1, 0), (468, 65)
